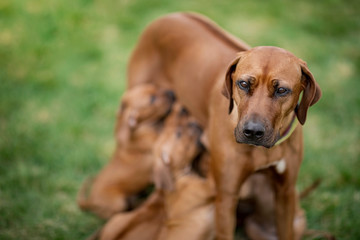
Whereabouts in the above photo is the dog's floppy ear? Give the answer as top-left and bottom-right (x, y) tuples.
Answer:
(153, 153), (175, 191)
(222, 56), (241, 114)
(296, 60), (322, 125)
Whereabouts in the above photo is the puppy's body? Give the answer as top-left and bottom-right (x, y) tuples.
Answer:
(99, 104), (212, 240)
(157, 171), (215, 240)
(99, 191), (165, 240)
(77, 84), (174, 218)
(128, 13), (321, 240)
(153, 104), (215, 240)
(80, 149), (154, 218)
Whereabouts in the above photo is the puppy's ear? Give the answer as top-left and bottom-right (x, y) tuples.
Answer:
(222, 56), (241, 114)
(296, 60), (322, 125)
(153, 155), (174, 191)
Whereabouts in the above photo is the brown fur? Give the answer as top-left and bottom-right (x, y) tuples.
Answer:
(99, 191), (165, 240)
(154, 104), (215, 240)
(127, 12), (321, 240)
(77, 84), (174, 219)
(239, 173), (306, 240)
(98, 103), (212, 240)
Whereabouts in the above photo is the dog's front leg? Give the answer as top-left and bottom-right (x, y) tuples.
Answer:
(212, 153), (252, 240)
(274, 173), (297, 240)
(214, 191), (238, 240)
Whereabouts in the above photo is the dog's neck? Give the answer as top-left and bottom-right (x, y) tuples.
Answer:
(275, 112), (298, 146)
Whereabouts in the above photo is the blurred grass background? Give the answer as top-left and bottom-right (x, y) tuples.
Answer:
(0, 0), (359, 239)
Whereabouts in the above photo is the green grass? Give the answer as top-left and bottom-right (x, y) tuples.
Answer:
(0, 0), (359, 239)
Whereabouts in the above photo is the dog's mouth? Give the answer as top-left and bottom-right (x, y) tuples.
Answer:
(234, 125), (277, 148)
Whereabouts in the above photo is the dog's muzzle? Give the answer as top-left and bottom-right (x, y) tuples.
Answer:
(234, 119), (275, 148)
(242, 120), (265, 140)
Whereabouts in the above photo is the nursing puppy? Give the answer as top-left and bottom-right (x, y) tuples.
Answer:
(99, 104), (208, 240)
(77, 84), (175, 219)
(154, 104), (215, 240)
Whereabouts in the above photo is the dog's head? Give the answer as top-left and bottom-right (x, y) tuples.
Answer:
(116, 84), (176, 146)
(222, 46), (321, 148)
(153, 103), (204, 191)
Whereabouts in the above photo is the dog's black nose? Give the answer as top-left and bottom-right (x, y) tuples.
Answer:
(243, 121), (265, 140)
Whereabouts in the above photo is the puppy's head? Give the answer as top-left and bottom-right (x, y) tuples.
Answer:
(222, 46), (321, 148)
(153, 104), (204, 191)
(115, 84), (175, 145)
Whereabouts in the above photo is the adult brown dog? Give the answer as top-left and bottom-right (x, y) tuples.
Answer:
(127, 12), (321, 240)
(77, 84), (175, 219)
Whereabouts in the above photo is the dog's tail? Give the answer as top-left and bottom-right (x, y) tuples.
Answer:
(299, 178), (322, 200)
(77, 176), (96, 210)
(181, 12), (251, 52)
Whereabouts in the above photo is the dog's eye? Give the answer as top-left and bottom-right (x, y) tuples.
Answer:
(236, 80), (249, 91)
(275, 87), (290, 96)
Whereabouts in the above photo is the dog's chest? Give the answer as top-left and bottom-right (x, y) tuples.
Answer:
(251, 146), (287, 174)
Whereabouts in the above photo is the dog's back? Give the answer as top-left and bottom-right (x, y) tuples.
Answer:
(127, 13), (250, 126)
